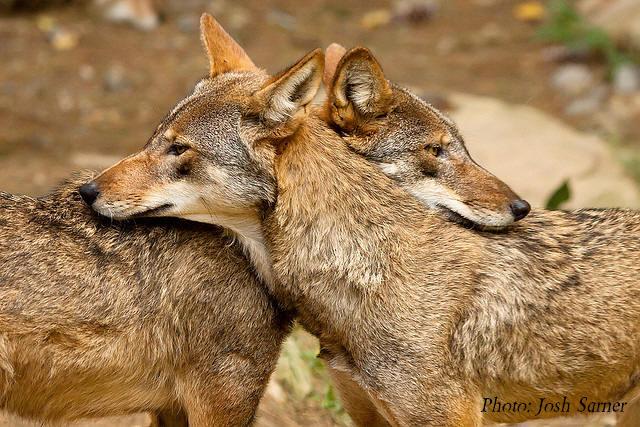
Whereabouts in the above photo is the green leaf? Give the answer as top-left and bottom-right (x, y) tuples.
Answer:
(535, 0), (637, 75)
(545, 180), (571, 210)
(322, 384), (339, 410)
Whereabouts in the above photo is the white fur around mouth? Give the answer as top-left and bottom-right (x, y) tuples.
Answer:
(91, 202), (174, 220)
(129, 203), (174, 218)
(405, 180), (514, 229)
(438, 200), (515, 229)
(437, 205), (514, 231)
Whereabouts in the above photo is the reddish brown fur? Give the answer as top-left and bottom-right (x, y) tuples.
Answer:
(82, 15), (640, 427)
(200, 14), (256, 76)
(0, 15), (295, 426)
(0, 173), (290, 426)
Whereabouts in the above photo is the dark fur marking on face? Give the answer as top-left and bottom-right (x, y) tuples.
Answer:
(178, 162), (191, 177)
(421, 162), (438, 178)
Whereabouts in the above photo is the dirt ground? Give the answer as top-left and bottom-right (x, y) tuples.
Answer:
(0, 0), (637, 426)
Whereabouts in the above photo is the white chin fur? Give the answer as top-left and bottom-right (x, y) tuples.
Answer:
(438, 199), (514, 228)
(406, 181), (514, 228)
(90, 203), (131, 219)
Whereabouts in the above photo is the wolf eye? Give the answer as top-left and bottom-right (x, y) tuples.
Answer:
(168, 144), (188, 156)
(426, 144), (442, 157)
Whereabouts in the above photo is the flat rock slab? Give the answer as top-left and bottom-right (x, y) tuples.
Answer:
(449, 93), (640, 209)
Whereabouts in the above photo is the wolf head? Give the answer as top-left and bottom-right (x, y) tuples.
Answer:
(322, 44), (530, 229)
(80, 14), (324, 238)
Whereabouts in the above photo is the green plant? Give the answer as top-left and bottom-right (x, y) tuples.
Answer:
(537, 0), (634, 75)
(322, 384), (341, 410)
(300, 347), (347, 420)
(275, 330), (350, 424)
(545, 179), (572, 210)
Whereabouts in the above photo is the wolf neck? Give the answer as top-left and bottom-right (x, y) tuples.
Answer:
(278, 118), (425, 225)
(273, 118), (430, 288)
(180, 212), (274, 286)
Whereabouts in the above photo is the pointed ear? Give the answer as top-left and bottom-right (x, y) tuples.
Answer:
(327, 47), (393, 132)
(200, 13), (256, 77)
(323, 43), (347, 89)
(254, 49), (324, 125)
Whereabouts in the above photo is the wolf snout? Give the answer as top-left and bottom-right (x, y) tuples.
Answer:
(79, 181), (100, 206)
(510, 199), (531, 222)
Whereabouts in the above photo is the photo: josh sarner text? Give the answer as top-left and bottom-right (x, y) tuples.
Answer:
(482, 396), (628, 416)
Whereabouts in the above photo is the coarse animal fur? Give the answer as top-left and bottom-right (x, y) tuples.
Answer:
(72, 14), (489, 426)
(0, 174), (289, 423)
(318, 45), (640, 426)
(85, 14), (324, 288)
(267, 121), (640, 425)
(321, 43), (530, 230)
(84, 14), (640, 427)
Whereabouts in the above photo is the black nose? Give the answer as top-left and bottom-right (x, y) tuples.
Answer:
(79, 181), (100, 206)
(510, 199), (531, 221)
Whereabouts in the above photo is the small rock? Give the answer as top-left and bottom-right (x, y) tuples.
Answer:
(103, 64), (130, 92)
(360, 9), (392, 29)
(613, 63), (640, 95)
(551, 64), (594, 97)
(565, 85), (608, 116)
(392, 0), (438, 24)
(104, 0), (160, 31)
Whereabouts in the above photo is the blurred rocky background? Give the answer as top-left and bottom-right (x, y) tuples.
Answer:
(1, 0), (639, 426)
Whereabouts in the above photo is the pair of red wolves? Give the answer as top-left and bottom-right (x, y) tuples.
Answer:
(1, 12), (639, 427)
